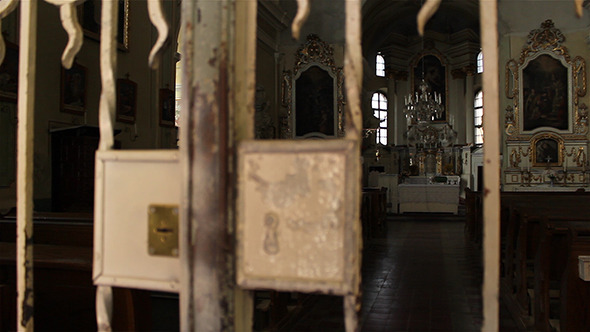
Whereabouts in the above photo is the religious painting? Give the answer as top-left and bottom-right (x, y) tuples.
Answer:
(413, 54), (446, 122)
(60, 62), (87, 115)
(522, 54), (569, 131)
(0, 42), (18, 101)
(79, 0), (130, 51)
(159, 88), (176, 127)
(295, 65), (335, 137)
(505, 20), (586, 140)
(116, 78), (137, 123)
(533, 136), (562, 166)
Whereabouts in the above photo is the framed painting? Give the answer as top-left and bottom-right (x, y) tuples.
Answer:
(286, 34), (344, 139)
(505, 20), (586, 139)
(295, 64), (335, 137)
(412, 54), (447, 122)
(0, 42), (18, 101)
(60, 62), (87, 115)
(79, 0), (129, 51)
(159, 88), (176, 127)
(116, 78), (137, 123)
(532, 134), (563, 167)
(522, 54), (569, 131)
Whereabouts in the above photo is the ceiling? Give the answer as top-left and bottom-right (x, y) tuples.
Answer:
(276, 0), (588, 56)
(361, 0), (480, 54)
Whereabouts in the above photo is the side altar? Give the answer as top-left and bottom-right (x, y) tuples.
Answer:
(503, 21), (588, 192)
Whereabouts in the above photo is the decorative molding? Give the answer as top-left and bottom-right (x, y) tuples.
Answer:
(294, 34), (336, 75)
(463, 65), (477, 76)
(451, 69), (466, 80)
(505, 20), (587, 140)
(520, 20), (567, 64)
(385, 67), (408, 81)
(286, 34), (344, 138)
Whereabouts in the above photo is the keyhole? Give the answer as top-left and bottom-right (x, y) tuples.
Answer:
(263, 212), (279, 255)
(156, 220), (173, 243)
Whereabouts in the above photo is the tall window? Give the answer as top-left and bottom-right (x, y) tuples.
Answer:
(477, 51), (483, 74)
(474, 90), (483, 144)
(372, 92), (388, 145)
(376, 54), (385, 77)
(175, 59), (181, 126)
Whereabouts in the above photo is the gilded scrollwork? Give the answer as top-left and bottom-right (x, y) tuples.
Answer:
(509, 148), (521, 168)
(505, 59), (518, 99)
(505, 106), (517, 136)
(520, 20), (568, 63)
(288, 34), (344, 138)
(294, 34), (337, 75)
(505, 20), (587, 140)
(531, 132), (565, 166)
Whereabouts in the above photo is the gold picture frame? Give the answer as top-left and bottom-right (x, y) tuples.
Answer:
(531, 133), (564, 167)
(505, 20), (587, 140)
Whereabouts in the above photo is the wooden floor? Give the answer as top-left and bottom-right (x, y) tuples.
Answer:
(282, 215), (519, 332)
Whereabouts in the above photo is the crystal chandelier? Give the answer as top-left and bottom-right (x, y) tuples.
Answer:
(404, 79), (444, 124)
(404, 74), (456, 149)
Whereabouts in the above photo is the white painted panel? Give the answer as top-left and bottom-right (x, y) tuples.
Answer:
(94, 150), (180, 292)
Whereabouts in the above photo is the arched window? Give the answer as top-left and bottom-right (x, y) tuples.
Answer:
(376, 54), (385, 77)
(474, 90), (483, 144)
(372, 92), (388, 145)
(477, 51), (483, 74)
(175, 59), (181, 127)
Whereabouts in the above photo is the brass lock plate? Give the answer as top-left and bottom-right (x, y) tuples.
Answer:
(148, 204), (179, 257)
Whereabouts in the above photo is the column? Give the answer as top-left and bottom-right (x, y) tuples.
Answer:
(465, 65), (476, 145)
(385, 67), (396, 146)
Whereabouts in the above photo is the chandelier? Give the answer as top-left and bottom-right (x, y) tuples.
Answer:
(404, 73), (455, 149)
(404, 79), (444, 124)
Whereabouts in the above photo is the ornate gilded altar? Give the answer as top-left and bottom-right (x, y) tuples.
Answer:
(504, 20), (588, 190)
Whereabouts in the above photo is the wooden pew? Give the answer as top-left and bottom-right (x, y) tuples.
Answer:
(559, 227), (590, 332)
(465, 190), (590, 330)
(512, 207), (590, 300)
(362, 187), (387, 239)
(0, 213), (151, 331)
(533, 220), (590, 332)
(464, 188), (482, 245)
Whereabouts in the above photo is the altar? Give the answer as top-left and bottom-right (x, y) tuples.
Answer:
(398, 176), (460, 214)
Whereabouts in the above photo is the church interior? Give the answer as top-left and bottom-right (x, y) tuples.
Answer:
(1, 0), (590, 331)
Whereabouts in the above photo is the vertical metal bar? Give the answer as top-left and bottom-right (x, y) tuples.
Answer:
(97, 0), (118, 151)
(95, 1), (118, 330)
(178, 0), (194, 329)
(232, 1), (257, 329)
(480, 0), (500, 330)
(180, 0), (232, 330)
(344, 0), (362, 331)
(16, 0), (37, 330)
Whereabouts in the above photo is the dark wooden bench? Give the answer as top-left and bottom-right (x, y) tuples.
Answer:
(465, 190), (590, 330)
(533, 220), (590, 332)
(559, 227), (590, 332)
(362, 187), (387, 240)
(0, 213), (151, 331)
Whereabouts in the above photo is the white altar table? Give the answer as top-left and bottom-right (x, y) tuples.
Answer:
(398, 183), (460, 214)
